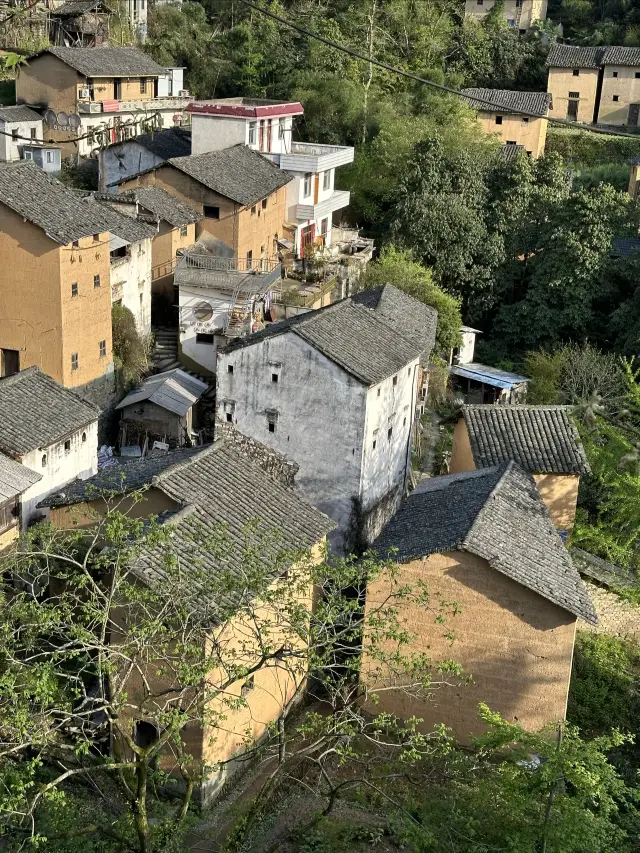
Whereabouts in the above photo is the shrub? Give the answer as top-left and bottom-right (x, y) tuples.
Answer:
(111, 303), (149, 388)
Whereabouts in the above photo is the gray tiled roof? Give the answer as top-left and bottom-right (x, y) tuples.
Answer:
(115, 187), (202, 227)
(462, 405), (589, 475)
(135, 438), (334, 621)
(169, 144), (293, 206)
(461, 88), (552, 116)
(0, 104), (42, 123)
(40, 46), (165, 77)
(224, 294), (426, 385)
(499, 143), (526, 162)
(133, 127), (192, 160)
(0, 367), (99, 458)
(116, 368), (209, 417)
(601, 46), (640, 66)
(0, 161), (118, 244)
(546, 44), (604, 68)
(39, 446), (205, 507)
(82, 195), (157, 243)
(0, 452), (41, 501)
(374, 462), (597, 623)
(52, 0), (107, 16)
(351, 284), (437, 357)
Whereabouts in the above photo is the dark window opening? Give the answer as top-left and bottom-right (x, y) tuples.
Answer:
(226, 412), (233, 422)
(0, 497), (19, 534)
(613, 71), (619, 77)
(262, 198), (268, 209)
(495, 116), (503, 125)
(268, 422), (275, 433)
(93, 234), (100, 243)
(64, 439), (71, 452)
(94, 274), (101, 288)
(636, 72), (640, 79)
(196, 333), (214, 345)
(246, 251), (253, 269)
(82, 432), (87, 442)
(572, 69), (580, 76)
(71, 352), (78, 371)
(41, 454), (47, 467)
(1, 348), (19, 378)
(613, 95), (620, 102)
(180, 225), (188, 237)
(11, 128), (18, 140)
(71, 282), (78, 297)
(241, 675), (255, 697)
(110, 245), (128, 260)
(403, 417), (407, 426)
(377, 388), (380, 396)
(251, 205), (256, 215)
(72, 240), (79, 248)
(393, 375), (398, 386)
(30, 127), (37, 140)
(372, 439), (377, 449)
(227, 364), (234, 374)
(388, 427), (393, 439)
(203, 205), (220, 219)
(134, 720), (159, 749)
(99, 340), (106, 358)
(272, 373), (279, 383)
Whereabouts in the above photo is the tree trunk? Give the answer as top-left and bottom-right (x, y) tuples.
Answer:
(133, 758), (151, 853)
(362, 0), (378, 146)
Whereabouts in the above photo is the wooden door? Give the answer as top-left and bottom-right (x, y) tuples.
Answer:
(1, 348), (19, 377)
(629, 104), (640, 126)
(267, 119), (272, 151)
(314, 174), (319, 204)
(259, 120), (265, 151)
(567, 99), (578, 121)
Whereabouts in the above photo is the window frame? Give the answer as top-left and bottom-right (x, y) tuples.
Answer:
(71, 352), (79, 371)
(303, 172), (312, 197)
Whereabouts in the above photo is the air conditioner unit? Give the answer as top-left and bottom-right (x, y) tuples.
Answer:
(79, 88), (90, 99)
(178, 90), (190, 97)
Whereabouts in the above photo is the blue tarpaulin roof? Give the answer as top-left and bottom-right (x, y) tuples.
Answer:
(450, 362), (529, 390)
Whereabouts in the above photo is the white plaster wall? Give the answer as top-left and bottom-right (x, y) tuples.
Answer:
(19, 421), (98, 528)
(0, 119), (43, 161)
(179, 284), (236, 372)
(100, 141), (164, 190)
(458, 331), (477, 364)
(110, 238), (153, 334)
(217, 332), (366, 549)
(360, 362), (418, 512)
(191, 113), (294, 156)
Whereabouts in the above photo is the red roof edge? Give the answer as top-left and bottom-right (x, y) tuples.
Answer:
(186, 101), (304, 118)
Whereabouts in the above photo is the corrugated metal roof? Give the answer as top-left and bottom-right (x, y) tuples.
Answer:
(116, 368), (209, 417)
(0, 451), (41, 501)
(451, 363), (529, 390)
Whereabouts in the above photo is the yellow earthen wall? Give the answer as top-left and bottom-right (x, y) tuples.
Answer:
(59, 233), (113, 388)
(449, 419), (476, 474)
(362, 550), (577, 743)
(49, 487), (180, 529)
(547, 68), (599, 124)
(236, 186), (288, 263)
(16, 53), (79, 111)
(475, 112), (548, 157)
(599, 66), (640, 125)
(532, 473), (579, 530)
(0, 524), (18, 552)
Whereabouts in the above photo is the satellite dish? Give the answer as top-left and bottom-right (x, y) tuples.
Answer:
(57, 111), (69, 127)
(68, 113), (81, 130)
(44, 109), (56, 127)
(193, 301), (213, 322)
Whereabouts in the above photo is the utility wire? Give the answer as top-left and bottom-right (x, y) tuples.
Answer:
(237, 0), (640, 140)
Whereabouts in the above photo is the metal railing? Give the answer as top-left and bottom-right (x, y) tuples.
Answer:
(183, 254), (279, 274)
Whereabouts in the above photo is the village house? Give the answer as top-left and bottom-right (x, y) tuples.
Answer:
(83, 194), (156, 334)
(97, 185), (201, 323)
(115, 367), (209, 448)
(461, 89), (551, 157)
(49, 0), (111, 47)
(0, 452), (42, 550)
(216, 285), (437, 551)
(0, 104), (43, 162)
(21, 143), (62, 172)
(364, 462), (597, 742)
(40, 430), (334, 801)
(547, 44), (640, 127)
(0, 367), (99, 528)
(187, 98), (354, 257)
(0, 160), (115, 395)
(464, 0), (547, 32)
(449, 326), (529, 403)
(15, 47), (190, 157)
(449, 405), (590, 534)
(98, 126), (192, 192)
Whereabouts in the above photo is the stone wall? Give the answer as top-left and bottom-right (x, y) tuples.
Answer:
(214, 420), (299, 487)
(579, 581), (640, 640)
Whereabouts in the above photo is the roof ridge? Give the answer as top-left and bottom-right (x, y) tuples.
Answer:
(461, 460), (514, 546)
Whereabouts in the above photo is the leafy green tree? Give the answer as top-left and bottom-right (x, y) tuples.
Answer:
(112, 304), (149, 389)
(358, 246), (462, 352)
(0, 508), (458, 852)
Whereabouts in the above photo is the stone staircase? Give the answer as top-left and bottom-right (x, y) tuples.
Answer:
(149, 326), (216, 404)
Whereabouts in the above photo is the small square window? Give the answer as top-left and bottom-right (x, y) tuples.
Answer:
(393, 375), (398, 386)
(203, 205), (220, 219)
(636, 72), (640, 79)
(522, 117), (529, 123)
(72, 240), (79, 248)
(569, 92), (579, 99)
(196, 333), (214, 344)
(572, 69), (580, 76)
(93, 234), (100, 243)
(268, 422), (275, 433)
(71, 352), (78, 371)
(71, 282), (78, 297)
(227, 364), (234, 374)
(477, 0), (483, 5)
(251, 205), (257, 215)
(613, 71), (619, 77)
(11, 128), (18, 141)
(99, 339), (106, 357)
(495, 116), (503, 125)
(94, 274), (101, 288)
(387, 427), (393, 439)
(30, 127), (37, 140)
(272, 373), (279, 383)
(241, 675), (255, 697)
(226, 412), (233, 422)
(262, 198), (267, 209)
(613, 95), (619, 102)
(372, 439), (377, 449)
(64, 439), (71, 452)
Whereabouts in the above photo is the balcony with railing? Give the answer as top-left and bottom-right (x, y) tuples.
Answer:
(295, 189), (351, 222)
(174, 252), (282, 291)
(78, 96), (191, 115)
(270, 141), (354, 173)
